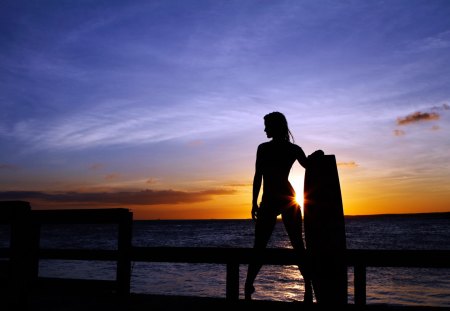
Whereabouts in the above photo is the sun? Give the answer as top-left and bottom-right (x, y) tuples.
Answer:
(289, 168), (305, 215)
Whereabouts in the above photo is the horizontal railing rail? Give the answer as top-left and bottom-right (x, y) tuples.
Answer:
(27, 246), (450, 305)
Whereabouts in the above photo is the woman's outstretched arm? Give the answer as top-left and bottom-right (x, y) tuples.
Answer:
(296, 145), (309, 168)
(296, 145), (324, 169)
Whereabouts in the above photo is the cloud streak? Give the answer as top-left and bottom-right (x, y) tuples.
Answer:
(337, 161), (359, 168)
(393, 129), (406, 137)
(0, 164), (19, 171)
(396, 111), (440, 126)
(0, 188), (236, 206)
(2, 97), (260, 151)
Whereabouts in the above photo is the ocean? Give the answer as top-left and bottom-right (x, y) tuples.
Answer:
(1, 213), (450, 307)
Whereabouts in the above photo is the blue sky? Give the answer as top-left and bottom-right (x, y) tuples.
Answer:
(1, 0), (450, 219)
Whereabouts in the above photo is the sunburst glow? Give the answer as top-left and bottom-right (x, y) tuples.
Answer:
(289, 167), (305, 216)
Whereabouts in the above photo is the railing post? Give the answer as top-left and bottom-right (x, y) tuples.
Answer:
(226, 263), (239, 300)
(29, 218), (41, 283)
(117, 210), (133, 295)
(354, 264), (366, 306)
(0, 201), (32, 308)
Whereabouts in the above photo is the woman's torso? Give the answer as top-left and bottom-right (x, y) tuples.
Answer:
(258, 141), (300, 208)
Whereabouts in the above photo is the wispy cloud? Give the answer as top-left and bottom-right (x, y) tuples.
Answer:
(104, 173), (120, 181)
(397, 111), (440, 126)
(0, 164), (19, 171)
(404, 30), (450, 53)
(394, 103), (448, 136)
(227, 183), (252, 187)
(2, 96), (260, 151)
(393, 129), (406, 137)
(0, 188), (236, 206)
(337, 161), (359, 168)
(146, 178), (159, 185)
(430, 125), (440, 131)
(431, 103), (450, 111)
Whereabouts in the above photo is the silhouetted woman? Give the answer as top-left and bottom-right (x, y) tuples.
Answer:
(245, 111), (323, 302)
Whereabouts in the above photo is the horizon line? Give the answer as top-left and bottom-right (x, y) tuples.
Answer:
(133, 211), (450, 221)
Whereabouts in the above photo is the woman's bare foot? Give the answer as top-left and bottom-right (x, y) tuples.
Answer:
(244, 283), (255, 300)
(303, 279), (313, 304)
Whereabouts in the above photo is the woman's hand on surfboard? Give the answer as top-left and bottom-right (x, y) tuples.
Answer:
(309, 149), (324, 159)
(306, 150), (324, 168)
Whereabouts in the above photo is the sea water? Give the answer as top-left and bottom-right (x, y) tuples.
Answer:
(1, 213), (449, 307)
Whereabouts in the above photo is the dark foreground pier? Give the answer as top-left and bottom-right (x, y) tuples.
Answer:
(1, 201), (450, 311)
(26, 293), (450, 311)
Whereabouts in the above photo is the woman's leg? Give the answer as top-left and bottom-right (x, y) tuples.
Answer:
(245, 209), (277, 300)
(282, 204), (313, 303)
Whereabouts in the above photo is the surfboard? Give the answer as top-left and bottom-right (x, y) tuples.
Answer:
(303, 154), (347, 305)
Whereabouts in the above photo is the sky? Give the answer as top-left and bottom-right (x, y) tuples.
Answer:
(1, 0), (450, 220)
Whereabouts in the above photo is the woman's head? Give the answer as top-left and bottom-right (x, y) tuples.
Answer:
(263, 111), (294, 142)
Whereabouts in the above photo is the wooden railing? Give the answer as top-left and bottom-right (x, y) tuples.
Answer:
(0, 202), (133, 307)
(1, 203), (449, 307)
(31, 208), (133, 295)
(0, 201), (33, 304)
(31, 246), (450, 305)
